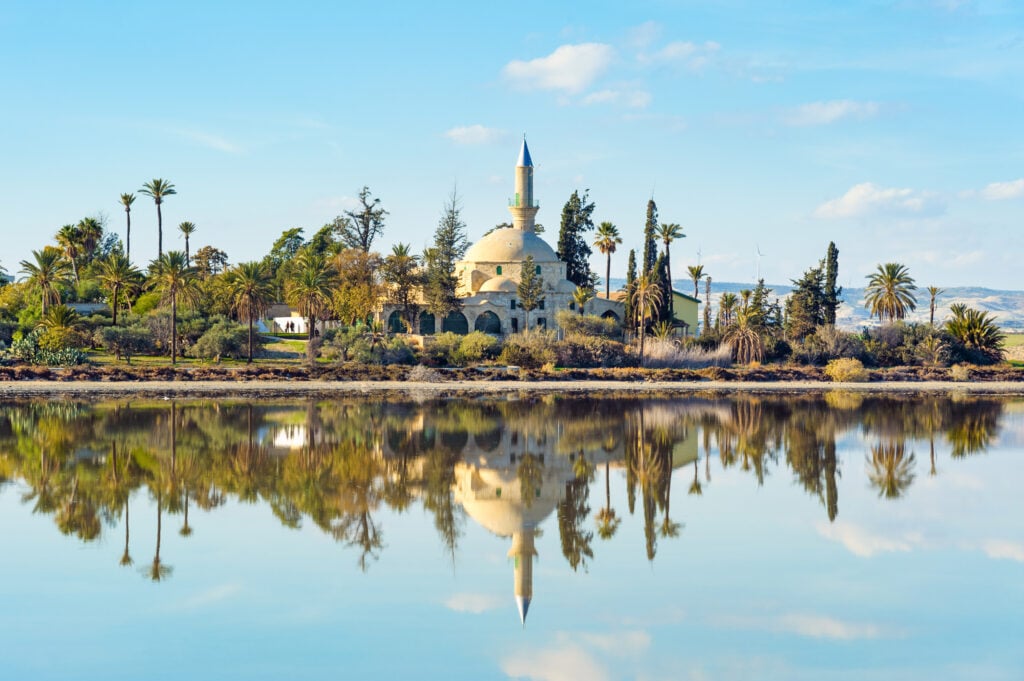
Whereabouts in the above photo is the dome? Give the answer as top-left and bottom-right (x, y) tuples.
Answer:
(463, 228), (559, 264)
(555, 279), (577, 293)
(479, 277), (519, 293)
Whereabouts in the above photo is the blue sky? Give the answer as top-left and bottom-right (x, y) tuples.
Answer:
(1, 0), (1022, 289)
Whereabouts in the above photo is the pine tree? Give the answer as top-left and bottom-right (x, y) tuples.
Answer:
(556, 190), (597, 288)
(823, 241), (841, 326)
(422, 190), (468, 323)
(642, 199), (658, 276)
(785, 264), (826, 341)
(517, 255), (545, 331)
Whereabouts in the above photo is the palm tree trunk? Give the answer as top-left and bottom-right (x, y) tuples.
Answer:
(308, 314), (316, 342)
(157, 202), (163, 258)
(112, 284), (120, 327)
(247, 300), (254, 364)
(171, 294), (177, 365)
(605, 253), (611, 301)
(639, 315), (646, 366)
(185, 236), (190, 265)
(126, 211), (131, 262)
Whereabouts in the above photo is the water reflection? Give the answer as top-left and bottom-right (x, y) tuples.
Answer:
(0, 394), (1010, 619)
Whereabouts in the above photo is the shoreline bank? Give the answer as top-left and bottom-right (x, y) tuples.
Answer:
(3, 379), (1024, 399)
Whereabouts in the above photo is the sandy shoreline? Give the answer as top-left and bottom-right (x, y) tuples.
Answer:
(2, 379), (1024, 399)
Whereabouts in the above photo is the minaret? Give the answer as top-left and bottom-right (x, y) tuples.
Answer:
(508, 526), (538, 625)
(509, 137), (539, 232)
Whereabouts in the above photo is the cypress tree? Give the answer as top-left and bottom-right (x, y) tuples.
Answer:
(557, 190), (597, 288)
(642, 199), (658, 276)
(823, 241), (841, 326)
(517, 255), (545, 331)
(624, 249), (637, 329)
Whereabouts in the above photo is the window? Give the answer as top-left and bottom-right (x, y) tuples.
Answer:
(569, 302), (575, 311)
(538, 317), (547, 329)
(496, 265), (502, 275)
(535, 265), (541, 275)
(539, 300), (545, 310)
(511, 318), (519, 333)
(510, 299), (516, 310)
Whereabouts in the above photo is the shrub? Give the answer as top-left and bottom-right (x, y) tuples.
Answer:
(423, 332), (464, 366)
(188, 320), (251, 361)
(96, 325), (155, 363)
(407, 365), (442, 382)
(643, 339), (733, 369)
(498, 330), (557, 369)
(556, 334), (633, 368)
(824, 357), (869, 382)
(791, 326), (865, 365)
(38, 327), (89, 353)
(554, 311), (621, 339)
(949, 363), (971, 382)
(322, 326), (416, 365)
(132, 291), (162, 316)
(453, 331), (500, 366)
(3, 329), (86, 366)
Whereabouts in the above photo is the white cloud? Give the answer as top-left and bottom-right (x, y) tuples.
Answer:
(502, 644), (608, 681)
(714, 612), (896, 641)
(639, 40), (720, 70)
(169, 128), (241, 153)
(626, 21), (662, 49)
(503, 43), (615, 94)
(980, 178), (1024, 200)
(981, 539), (1024, 563)
(814, 182), (945, 219)
(816, 521), (917, 557)
(444, 124), (507, 145)
(443, 592), (503, 613)
(578, 631), (651, 655)
(581, 89), (651, 109)
(784, 100), (880, 126)
(168, 583), (241, 611)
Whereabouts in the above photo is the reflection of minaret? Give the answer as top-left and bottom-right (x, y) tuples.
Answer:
(509, 137), (539, 233)
(509, 527), (537, 625)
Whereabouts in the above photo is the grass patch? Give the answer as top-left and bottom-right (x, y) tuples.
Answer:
(1003, 333), (1024, 348)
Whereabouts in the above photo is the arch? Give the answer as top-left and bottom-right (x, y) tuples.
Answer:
(473, 310), (502, 335)
(601, 310), (620, 322)
(387, 310), (405, 334)
(442, 311), (469, 335)
(419, 311), (436, 335)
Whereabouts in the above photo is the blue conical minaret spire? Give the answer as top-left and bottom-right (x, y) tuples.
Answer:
(517, 136), (533, 167)
(509, 137), (539, 231)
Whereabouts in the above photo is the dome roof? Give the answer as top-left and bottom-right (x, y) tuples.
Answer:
(555, 279), (577, 293)
(479, 276), (519, 293)
(463, 228), (559, 264)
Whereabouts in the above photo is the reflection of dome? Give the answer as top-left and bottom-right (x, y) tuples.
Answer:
(463, 228), (559, 263)
(455, 467), (561, 537)
(478, 277), (519, 293)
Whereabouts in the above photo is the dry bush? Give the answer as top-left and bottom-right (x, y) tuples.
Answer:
(406, 365), (442, 382)
(643, 339), (732, 369)
(949, 364), (971, 382)
(824, 357), (869, 382)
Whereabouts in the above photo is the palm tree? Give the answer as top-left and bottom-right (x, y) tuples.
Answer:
(593, 222), (622, 301)
(139, 178), (177, 258)
(178, 221), (197, 264)
(95, 254), (142, 326)
(19, 248), (72, 315)
(572, 286), (594, 315)
(631, 272), (664, 366)
(718, 292), (738, 328)
(285, 251), (338, 341)
(657, 223), (685, 315)
(687, 264), (704, 299)
(147, 251), (199, 364)
(224, 261), (275, 363)
(77, 217), (103, 261)
(55, 223), (82, 284)
(927, 286), (944, 326)
(38, 304), (83, 332)
(945, 305), (1005, 363)
(723, 308), (764, 364)
(120, 193), (136, 261)
(864, 262), (917, 323)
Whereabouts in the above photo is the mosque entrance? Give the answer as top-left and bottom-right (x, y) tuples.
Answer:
(387, 311), (406, 334)
(419, 312), (436, 335)
(474, 311), (502, 335)
(442, 312), (469, 335)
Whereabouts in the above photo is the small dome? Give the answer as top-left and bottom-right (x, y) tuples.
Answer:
(479, 277), (519, 293)
(555, 279), (577, 293)
(463, 228), (559, 264)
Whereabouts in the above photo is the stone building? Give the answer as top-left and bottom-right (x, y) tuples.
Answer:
(383, 139), (624, 336)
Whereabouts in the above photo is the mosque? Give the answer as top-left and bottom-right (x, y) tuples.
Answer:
(382, 139), (624, 336)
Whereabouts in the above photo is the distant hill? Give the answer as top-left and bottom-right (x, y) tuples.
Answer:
(608, 279), (1024, 331)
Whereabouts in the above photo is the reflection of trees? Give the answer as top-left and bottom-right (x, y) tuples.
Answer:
(0, 394), (1009, 574)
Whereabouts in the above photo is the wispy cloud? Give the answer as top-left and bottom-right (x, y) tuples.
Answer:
(168, 128), (242, 153)
(814, 182), (945, 219)
(503, 43), (615, 94)
(784, 100), (880, 126)
(168, 583), (241, 611)
(444, 124), (507, 145)
(980, 178), (1024, 200)
(816, 521), (921, 557)
(638, 40), (721, 70)
(715, 612), (894, 640)
(443, 592), (503, 614)
(581, 89), (651, 109)
(501, 644), (608, 681)
(981, 539), (1024, 563)
(625, 21), (662, 49)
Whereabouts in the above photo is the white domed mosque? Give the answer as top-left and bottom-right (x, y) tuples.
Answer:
(384, 139), (624, 336)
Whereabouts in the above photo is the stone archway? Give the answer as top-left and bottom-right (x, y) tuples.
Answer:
(419, 311), (436, 335)
(387, 310), (405, 334)
(473, 310), (502, 335)
(442, 311), (469, 335)
(601, 310), (620, 322)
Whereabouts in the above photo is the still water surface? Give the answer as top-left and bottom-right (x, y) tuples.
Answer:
(0, 394), (1021, 680)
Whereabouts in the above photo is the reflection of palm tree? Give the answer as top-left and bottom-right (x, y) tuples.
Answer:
(688, 459), (702, 496)
(866, 441), (916, 499)
(595, 461), (621, 540)
(144, 488), (173, 581)
(120, 498), (133, 567)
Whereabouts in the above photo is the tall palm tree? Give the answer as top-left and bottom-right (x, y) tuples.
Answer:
(224, 261), (275, 363)
(147, 251), (199, 364)
(95, 254), (143, 326)
(19, 248), (72, 315)
(631, 272), (664, 366)
(927, 285), (944, 326)
(718, 292), (738, 328)
(657, 223), (685, 315)
(77, 217), (103, 261)
(178, 221), (196, 264)
(864, 262), (917, 323)
(593, 222), (622, 301)
(285, 251), (338, 341)
(687, 264), (704, 299)
(139, 178), (177, 258)
(54, 223), (82, 284)
(572, 286), (594, 315)
(120, 193), (136, 261)
(38, 304), (83, 332)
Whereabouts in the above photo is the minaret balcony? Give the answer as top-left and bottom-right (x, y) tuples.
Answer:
(508, 198), (539, 208)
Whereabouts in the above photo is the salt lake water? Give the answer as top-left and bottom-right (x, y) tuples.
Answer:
(0, 394), (1021, 680)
